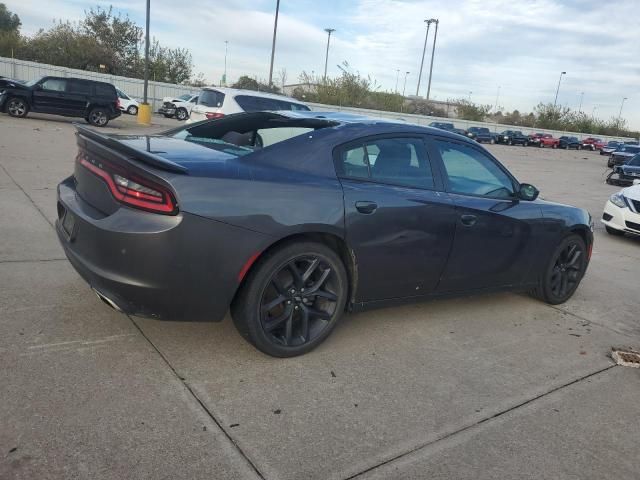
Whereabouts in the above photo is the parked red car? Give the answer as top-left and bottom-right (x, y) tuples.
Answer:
(538, 134), (559, 148)
(581, 137), (606, 151)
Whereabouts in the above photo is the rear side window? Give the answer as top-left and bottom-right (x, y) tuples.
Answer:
(94, 83), (117, 98)
(235, 95), (309, 112)
(41, 78), (66, 92)
(67, 80), (91, 95)
(199, 90), (225, 107)
(338, 137), (435, 189)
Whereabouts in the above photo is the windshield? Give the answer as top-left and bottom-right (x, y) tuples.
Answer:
(24, 78), (40, 87)
(178, 94), (192, 101)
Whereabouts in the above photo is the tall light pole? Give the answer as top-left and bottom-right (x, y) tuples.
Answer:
(468, 91), (472, 102)
(578, 91), (584, 113)
(402, 71), (410, 97)
(553, 71), (566, 109)
(137, 0), (151, 125)
(494, 85), (501, 112)
(416, 19), (432, 96)
(323, 28), (335, 81)
(395, 69), (400, 93)
(223, 40), (228, 86)
(267, 0), (280, 88)
(618, 97), (628, 121)
(425, 18), (439, 101)
(591, 105), (597, 119)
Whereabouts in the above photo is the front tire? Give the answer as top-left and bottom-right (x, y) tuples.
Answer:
(176, 107), (188, 121)
(127, 105), (138, 115)
(231, 241), (348, 357)
(87, 107), (109, 127)
(6, 97), (29, 118)
(530, 234), (587, 305)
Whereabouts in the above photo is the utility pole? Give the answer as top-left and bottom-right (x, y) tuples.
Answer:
(268, 0), (280, 88)
(494, 85), (501, 112)
(425, 18), (439, 101)
(395, 69), (400, 94)
(143, 0), (150, 104)
(402, 71), (410, 97)
(223, 40), (228, 86)
(553, 71), (566, 109)
(416, 19), (432, 97)
(323, 28), (335, 81)
(578, 91), (584, 113)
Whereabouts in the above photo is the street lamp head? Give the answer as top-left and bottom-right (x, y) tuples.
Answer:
(561, 71), (566, 74)
(324, 28), (335, 34)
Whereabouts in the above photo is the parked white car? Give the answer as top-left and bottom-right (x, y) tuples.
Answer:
(601, 180), (640, 236)
(187, 87), (309, 124)
(116, 88), (139, 115)
(159, 93), (198, 121)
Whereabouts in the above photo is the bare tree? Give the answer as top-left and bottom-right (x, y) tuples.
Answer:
(278, 68), (287, 92)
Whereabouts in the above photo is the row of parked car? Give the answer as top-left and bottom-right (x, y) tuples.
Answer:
(428, 121), (624, 152)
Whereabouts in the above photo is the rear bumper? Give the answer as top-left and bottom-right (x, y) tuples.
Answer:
(56, 176), (271, 321)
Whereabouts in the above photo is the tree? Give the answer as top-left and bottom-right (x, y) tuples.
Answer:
(0, 3), (20, 32)
(454, 99), (492, 121)
(232, 75), (279, 93)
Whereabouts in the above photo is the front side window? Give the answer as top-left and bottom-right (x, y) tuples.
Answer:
(94, 84), (116, 98)
(435, 140), (515, 199)
(41, 78), (67, 92)
(339, 137), (435, 189)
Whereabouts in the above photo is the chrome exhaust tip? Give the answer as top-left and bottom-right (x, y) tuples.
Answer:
(93, 289), (123, 312)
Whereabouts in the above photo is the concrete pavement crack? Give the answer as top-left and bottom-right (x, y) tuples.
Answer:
(547, 303), (639, 340)
(345, 364), (617, 480)
(126, 315), (266, 480)
(0, 162), (55, 228)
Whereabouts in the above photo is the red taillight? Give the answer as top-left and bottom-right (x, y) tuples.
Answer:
(116, 98), (121, 109)
(78, 155), (178, 214)
(205, 112), (224, 119)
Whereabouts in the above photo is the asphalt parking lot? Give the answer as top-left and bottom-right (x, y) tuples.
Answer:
(1, 112), (639, 480)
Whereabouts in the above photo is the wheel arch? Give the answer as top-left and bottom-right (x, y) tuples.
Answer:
(231, 231), (358, 310)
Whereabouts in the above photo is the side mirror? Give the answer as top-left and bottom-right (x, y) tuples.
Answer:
(519, 183), (539, 201)
(33, 84), (42, 91)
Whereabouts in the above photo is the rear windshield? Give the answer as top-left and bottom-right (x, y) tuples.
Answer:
(234, 95), (309, 112)
(199, 89), (226, 108)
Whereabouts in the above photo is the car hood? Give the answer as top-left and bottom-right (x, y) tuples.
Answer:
(622, 184), (640, 200)
(0, 78), (28, 90)
(162, 97), (185, 103)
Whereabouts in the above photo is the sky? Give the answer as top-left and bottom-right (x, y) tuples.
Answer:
(7, 0), (640, 129)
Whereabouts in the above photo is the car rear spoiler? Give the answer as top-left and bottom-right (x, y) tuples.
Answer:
(74, 124), (188, 174)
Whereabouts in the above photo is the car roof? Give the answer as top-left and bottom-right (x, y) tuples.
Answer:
(200, 86), (307, 104)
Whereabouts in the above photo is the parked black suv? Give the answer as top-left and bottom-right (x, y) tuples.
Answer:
(558, 136), (582, 150)
(497, 130), (529, 146)
(0, 76), (121, 127)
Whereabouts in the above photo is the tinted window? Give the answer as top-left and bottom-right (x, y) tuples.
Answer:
(190, 96), (198, 103)
(199, 90), (225, 107)
(436, 140), (514, 198)
(116, 89), (129, 99)
(628, 155), (640, 166)
(94, 83), (116, 98)
(235, 95), (309, 112)
(339, 137), (435, 189)
(67, 80), (91, 95)
(41, 78), (66, 92)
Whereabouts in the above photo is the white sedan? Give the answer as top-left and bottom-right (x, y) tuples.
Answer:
(601, 180), (640, 236)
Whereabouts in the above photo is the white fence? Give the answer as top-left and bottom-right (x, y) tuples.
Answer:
(1, 56), (635, 142)
(0, 56), (197, 112)
(307, 103), (635, 143)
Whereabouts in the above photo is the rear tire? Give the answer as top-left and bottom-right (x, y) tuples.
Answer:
(606, 226), (624, 236)
(127, 105), (138, 115)
(6, 97), (29, 118)
(231, 241), (348, 357)
(530, 234), (587, 305)
(87, 107), (109, 127)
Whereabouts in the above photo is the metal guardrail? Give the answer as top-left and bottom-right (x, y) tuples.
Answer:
(0, 56), (635, 142)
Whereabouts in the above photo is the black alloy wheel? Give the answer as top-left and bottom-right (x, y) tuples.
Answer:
(88, 107), (109, 127)
(232, 241), (348, 357)
(531, 234), (587, 305)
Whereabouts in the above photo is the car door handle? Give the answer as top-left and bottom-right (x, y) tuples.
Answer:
(355, 201), (378, 214)
(460, 214), (477, 226)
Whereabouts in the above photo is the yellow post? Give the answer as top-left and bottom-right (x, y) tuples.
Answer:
(137, 103), (152, 125)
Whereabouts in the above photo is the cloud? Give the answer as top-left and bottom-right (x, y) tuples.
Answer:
(5, 0), (640, 128)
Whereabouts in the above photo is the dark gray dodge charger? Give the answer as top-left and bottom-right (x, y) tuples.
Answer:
(56, 111), (593, 357)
